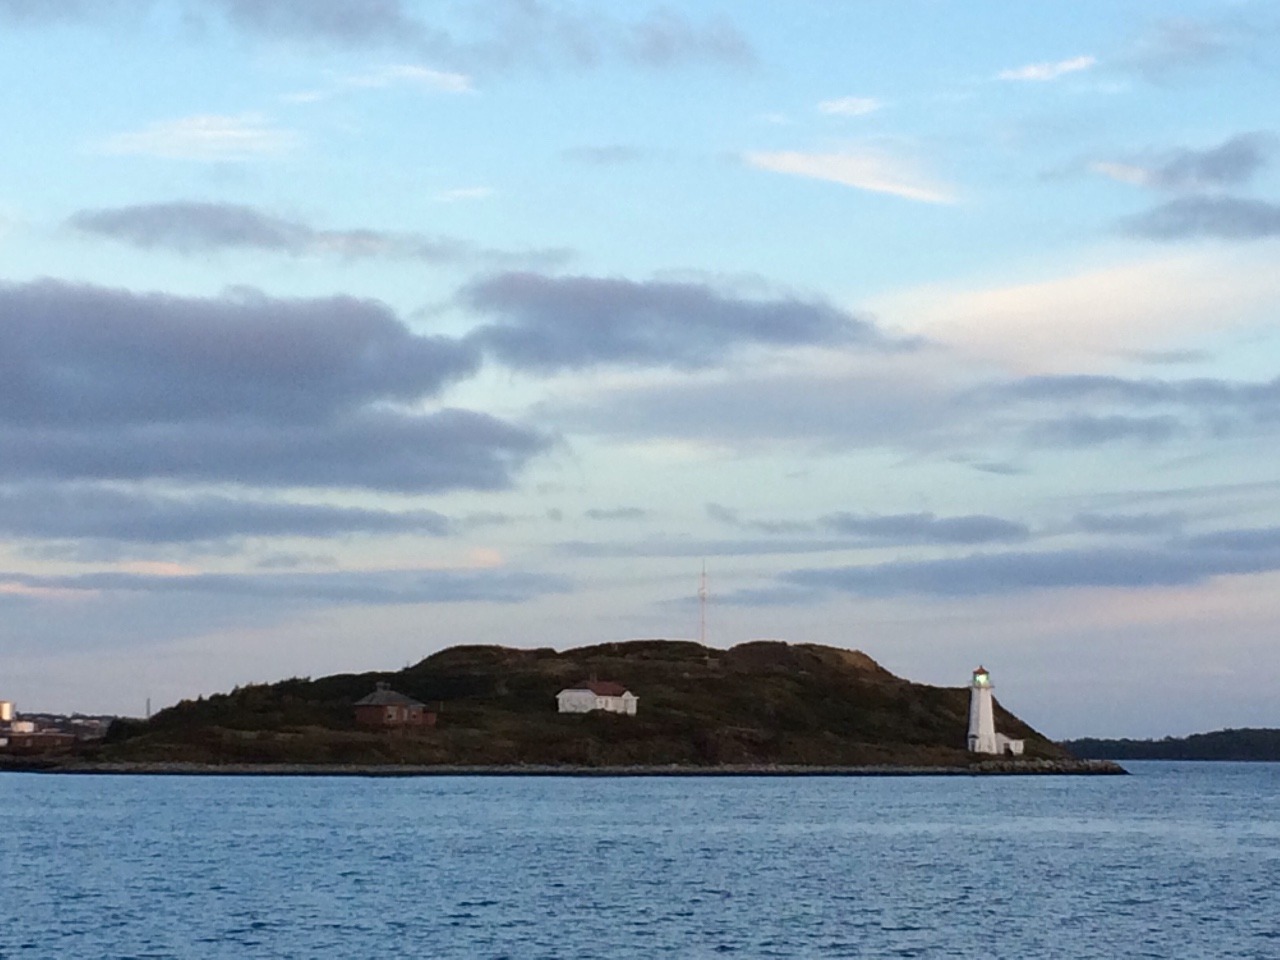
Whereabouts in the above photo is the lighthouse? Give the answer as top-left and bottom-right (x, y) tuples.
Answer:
(967, 666), (998, 753)
(966, 666), (1025, 756)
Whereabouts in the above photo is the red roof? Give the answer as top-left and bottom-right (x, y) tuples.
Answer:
(578, 680), (630, 697)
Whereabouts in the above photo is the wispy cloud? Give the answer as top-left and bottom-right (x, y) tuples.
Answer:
(69, 201), (564, 267)
(95, 114), (297, 161)
(342, 63), (473, 92)
(744, 150), (955, 204)
(998, 54), (1097, 82)
(817, 96), (882, 117)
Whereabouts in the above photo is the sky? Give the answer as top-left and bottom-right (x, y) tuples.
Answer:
(1, 0), (1278, 738)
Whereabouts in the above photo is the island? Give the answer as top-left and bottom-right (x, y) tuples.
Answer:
(3, 640), (1123, 775)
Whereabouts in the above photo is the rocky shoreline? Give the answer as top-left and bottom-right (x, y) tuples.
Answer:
(1, 758), (1127, 777)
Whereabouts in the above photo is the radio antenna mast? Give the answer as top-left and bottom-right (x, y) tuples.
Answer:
(698, 562), (708, 647)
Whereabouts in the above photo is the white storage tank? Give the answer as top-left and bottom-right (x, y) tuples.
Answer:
(0, 700), (13, 723)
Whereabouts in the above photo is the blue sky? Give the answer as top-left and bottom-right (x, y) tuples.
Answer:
(2, 0), (1279, 738)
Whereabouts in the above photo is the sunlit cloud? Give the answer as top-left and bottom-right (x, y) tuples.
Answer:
(95, 114), (298, 161)
(744, 150), (955, 203)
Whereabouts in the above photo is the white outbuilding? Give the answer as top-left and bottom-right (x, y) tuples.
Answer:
(967, 666), (1025, 756)
(556, 680), (638, 716)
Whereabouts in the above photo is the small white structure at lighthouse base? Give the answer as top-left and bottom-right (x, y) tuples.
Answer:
(967, 667), (1025, 756)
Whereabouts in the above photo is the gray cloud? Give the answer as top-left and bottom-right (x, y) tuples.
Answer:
(1025, 414), (1184, 447)
(1122, 195), (1280, 240)
(1072, 512), (1187, 536)
(1148, 134), (1272, 190)
(4, 1), (755, 69)
(0, 486), (453, 544)
(0, 566), (573, 606)
(1097, 134), (1272, 191)
(558, 538), (860, 559)
(584, 507), (649, 521)
(0, 279), (547, 491)
(820, 512), (1031, 546)
(464, 272), (906, 371)
(777, 533), (1280, 599)
(69, 201), (571, 268)
(206, 0), (754, 70)
(704, 503), (813, 535)
(207, 0), (435, 48)
(998, 373), (1280, 409)
(0, 408), (546, 492)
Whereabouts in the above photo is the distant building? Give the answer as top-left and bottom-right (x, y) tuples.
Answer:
(556, 681), (638, 716)
(0, 700), (12, 723)
(353, 683), (436, 730)
(967, 666), (1024, 756)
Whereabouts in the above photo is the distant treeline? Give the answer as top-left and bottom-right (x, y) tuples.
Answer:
(1063, 728), (1280, 761)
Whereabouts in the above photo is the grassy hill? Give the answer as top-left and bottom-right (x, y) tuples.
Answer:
(96, 640), (1069, 767)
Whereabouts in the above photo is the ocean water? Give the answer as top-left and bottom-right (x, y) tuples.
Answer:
(2, 763), (1278, 959)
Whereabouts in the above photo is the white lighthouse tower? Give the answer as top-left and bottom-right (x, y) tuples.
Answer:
(966, 666), (1025, 756)
(967, 666), (999, 754)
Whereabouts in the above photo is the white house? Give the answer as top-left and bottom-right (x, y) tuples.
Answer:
(556, 680), (638, 716)
(967, 666), (1025, 756)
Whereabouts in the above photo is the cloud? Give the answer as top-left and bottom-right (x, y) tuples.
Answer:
(1072, 512), (1186, 536)
(205, 0), (439, 48)
(1091, 133), (1273, 191)
(778, 532), (1280, 598)
(820, 512), (1031, 545)
(869, 248), (1280, 372)
(744, 150), (955, 204)
(997, 55), (1096, 82)
(0, 0), (113, 22)
(95, 114), (298, 161)
(68, 201), (566, 267)
(1025, 414), (1184, 447)
(462, 272), (904, 372)
(342, 63), (473, 92)
(817, 97), (882, 117)
(0, 279), (547, 492)
(545, 361), (962, 455)
(1124, 17), (1232, 77)
(584, 507), (649, 521)
(205, 0), (754, 69)
(1121, 196), (1280, 241)
(0, 486), (454, 545)
(0, 566), (573, 606)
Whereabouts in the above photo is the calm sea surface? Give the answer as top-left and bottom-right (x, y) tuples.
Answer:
(2, 762), (1278, 959)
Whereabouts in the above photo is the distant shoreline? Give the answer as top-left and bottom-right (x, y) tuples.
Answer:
(0, 758), (1126, 777)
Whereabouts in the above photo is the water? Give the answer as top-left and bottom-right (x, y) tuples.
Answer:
(2, 763), (1277, 958)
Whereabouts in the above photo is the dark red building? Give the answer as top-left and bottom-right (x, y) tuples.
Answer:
(353, 683), (436, 730)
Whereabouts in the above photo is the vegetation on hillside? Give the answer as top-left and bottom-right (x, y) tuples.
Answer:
(1062, 728), (1280, 761)
(97, 640), (1069, 767)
